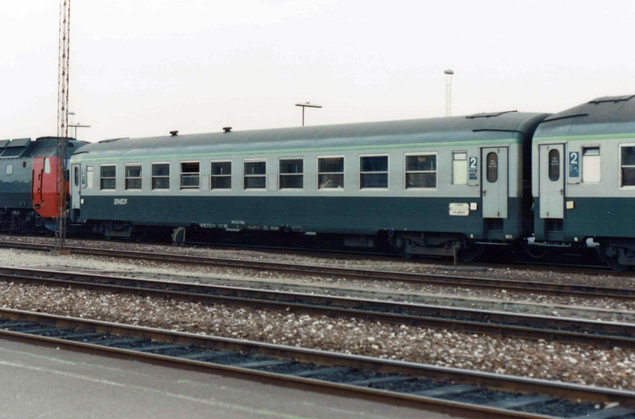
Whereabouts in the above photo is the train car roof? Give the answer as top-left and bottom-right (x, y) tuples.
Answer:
(28, 137), (89, 158)
(73, 111), (549, 161)
(534, 95), (635, 141)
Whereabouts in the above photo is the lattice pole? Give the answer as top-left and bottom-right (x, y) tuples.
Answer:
(55, 0), (71, 252)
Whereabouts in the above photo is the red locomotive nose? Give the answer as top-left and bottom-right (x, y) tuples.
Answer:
(32, 156), (66, 219)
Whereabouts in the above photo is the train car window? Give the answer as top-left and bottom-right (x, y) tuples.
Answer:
(405, 154), (436, 188)
(279, 159), (303, 189)
(582, 147), (600, 183)
(318, 157), (344, 189)
(211, 161), (232, 189)
(125, 165), (142, 190)
(100, 165), (116, 190)
(620, 146), (635, 187)
(244, 161), (266, 189)
(1, 149), (23, 158)
(74, 166), (79, 187)
(452, 152), (467, 185)
(44, 158), (51, 174)
(180, 162), (200, 189)
(5, 165), (12, 175)
(151, 163), (170, 190)
(87, 166), (94, 189)
(486, 153), (498, 183)
(360, 156), (388, 189)
(548, 149), (560, 181)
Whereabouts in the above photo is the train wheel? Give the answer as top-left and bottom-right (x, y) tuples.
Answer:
(133, 228), (148, 242)
(605, 255), (629, 271)
(599, 244), (630, 271)
(458, 243), (483, 263)
(391, 237), (414, 259)
(522, 243), (548, 259)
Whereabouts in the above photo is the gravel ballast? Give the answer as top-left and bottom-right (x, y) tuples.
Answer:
(0, 240), (632, 391)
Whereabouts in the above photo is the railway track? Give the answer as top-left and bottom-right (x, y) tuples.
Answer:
(0, 239), (634, 302)
(0, 266), (633, 348)
(0, 307), (632, 419)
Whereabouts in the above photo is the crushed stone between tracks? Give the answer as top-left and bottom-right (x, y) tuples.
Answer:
(0, 240), (632, 391)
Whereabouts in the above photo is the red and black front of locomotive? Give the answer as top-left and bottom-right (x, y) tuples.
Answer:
(0, 136), (84, 232)
(32, 137), (87, 220)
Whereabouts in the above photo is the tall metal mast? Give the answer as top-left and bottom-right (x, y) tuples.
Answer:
(55, 0), (71, 252)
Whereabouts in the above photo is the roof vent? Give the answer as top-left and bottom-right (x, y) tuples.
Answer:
(589, 95), (635, 104)
(170, 130), (179, 136)
(223, 127), (232, 133)
(466, 110), (517, 119)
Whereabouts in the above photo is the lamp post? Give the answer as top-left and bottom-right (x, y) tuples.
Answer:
(295, 102), (322, 126)
(444, 69), (454, 117)
(68, 112), (91, 140)
(68, 123), (91, 140)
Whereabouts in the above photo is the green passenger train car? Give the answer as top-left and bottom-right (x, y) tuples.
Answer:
(532, 95), (635, 269)
(69, 111), (548, 260)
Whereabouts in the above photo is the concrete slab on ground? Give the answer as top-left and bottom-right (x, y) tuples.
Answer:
(0, 339), (456, 419)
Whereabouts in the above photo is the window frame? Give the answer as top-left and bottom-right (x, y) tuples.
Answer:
(548, 149), (560, 182)
(124, 163), (143, 191)
(99, 164), (117, 191)
(404, 152), (438, 190)
(581, 146), (601, 183)
(452, 151), (468, 185)
(359, 154), (389, 190)
(243, 159), (267, 190)
(317, 156), (345, 191)
(620, 144), (635, 188)
(486, 152), (499, 183)
(210, 160), (232, 191)
(180, 161), (200, 190)
(86, 166), (94, 189)
(279, 158), (304, 190)
(151, 162), (170, 191)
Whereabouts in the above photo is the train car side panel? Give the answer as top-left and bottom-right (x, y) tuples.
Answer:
(532, 95), (635, 267)
(71, 112), (548, 256)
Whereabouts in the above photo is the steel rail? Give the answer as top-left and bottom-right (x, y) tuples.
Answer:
(0, 240), (633, 301)
(0, 307), (632, 419)
(0, 266), (633, 348)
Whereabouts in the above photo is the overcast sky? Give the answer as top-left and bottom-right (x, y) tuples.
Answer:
(1, 0), (633, 142)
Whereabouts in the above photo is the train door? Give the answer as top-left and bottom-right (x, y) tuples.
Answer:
(538, 144), (564, 219)
(71, 163), (81, 211)
(481, 147), (508, 218)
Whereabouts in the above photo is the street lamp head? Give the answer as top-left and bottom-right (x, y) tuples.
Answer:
(444, 69), (454, 75)
(295, 102), (322, 109)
